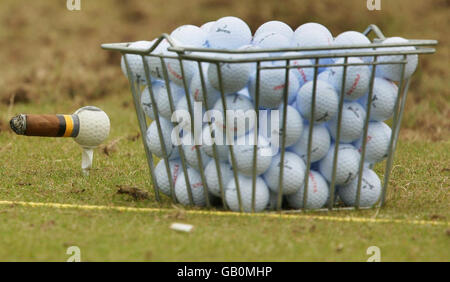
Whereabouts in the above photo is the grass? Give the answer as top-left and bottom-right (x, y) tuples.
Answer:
(0, 94), (448, 261)
(0, 0), (448, 261)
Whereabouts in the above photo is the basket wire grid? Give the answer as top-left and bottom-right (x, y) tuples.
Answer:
(102, 24), (437, 212)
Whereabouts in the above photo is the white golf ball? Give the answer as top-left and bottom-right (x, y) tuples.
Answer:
(121, 40), (155, 83)
(207, 54), (251, 94)
(254, 20), (294, 39)
(329, 57), (371, 100)
(189, 69), (221, 109)
(140, 86), (156, 120)
(202, 124), (229, 161)
(207, 16), (252, 49)
(148, 39), (170, 80)
(338, 168), (382, 207)
(328, 102), (367, 143)
(146, 118), (179, 160)
(154, 81), (186, 120)
(212, 92), (255, 138)
(362, 77), (398, 122)
(333, 31), (373, 63)
(376, 37), (418, 81)
(204, 160), (234, 197)
(200, 21), (215, 33)
(262, 105), (303, 148)
(170, 25), (208, 48)
(292, 23), (334, 67)
(294, 23), (333, 40)
(283, 52), (315, 87)
(225, 174), (270, 212)
(181, 132), (211, 170)
(175, 167), (207, 206)
(354, 121), (391, 164)
(296, 80), (339, 123)
(263, 152), (306, 195)
(231, 132), (273, 176)
(249, 67), (300, 109)
(319, 143), (361, 186)
(253, 32), (292, 51)
(286, 170), (329, 209)
(154, 159), (183, 196)
(288, 123), (330, 163)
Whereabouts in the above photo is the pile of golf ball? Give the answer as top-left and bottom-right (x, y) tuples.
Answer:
(121, 17), (417, 212)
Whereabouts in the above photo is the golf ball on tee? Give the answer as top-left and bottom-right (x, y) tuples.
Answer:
(318, 143), (361, 186)
(286, 170), (329, 209)
(288, 123), (331, 163)
(225, 174), (270, 212)
(296, 80), (339, 123)
(338, 168), (382, 207)
(175, 167), (207, 206)
(328, 102), (367, 143)
(263, 151), (306, 195)
(154, 159), (183, 196)
(207, 16), (252, 49)
(354, 121), (391, 164)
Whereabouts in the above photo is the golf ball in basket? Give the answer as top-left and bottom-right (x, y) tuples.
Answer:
(207, 54), (251, 94)
(202, 124), (229, 161)
(328, 102), (367, 143)
(376, 37), (418, 81)
(329, 57), (371, 100)
(288, 123), (331, 163)
(338, 168), (382, 207)
(207, 16), (252, 49)
(354, 121), (391, 164)
(249, 67), (300, 109)
(154, 81), (185, 120)
(181, 132), (211, 170)
(361, 77), (398, 122)
(286, 170), (329, 209)
(148, 39), (170, 80)
(200, 21), (215, 32)
(170, 24), (208, 48)
(204, 160), (234, 197)
(333, 31), (373, 63)
(253, 32), (292, 51)
(212, 92), (255, 138)
(283, 53), (315, 87)
(263, 151), (306, 195)
(292, 23), (334, 67)
(121, 40), (155, 84)
(230, 132), (273, 176)
(254, 20), (294, 39)
(175, 167), (207, 206)
(225, 174), (270, 212)
(319, 143), (361, 186)
(262, 105), (303, 148)
(154, 159), (182, 196)
(296, 80), (339, 123)
(189, 69), (221, 109)
(146, 118), (179, 160)
(140, 86), (156, 120)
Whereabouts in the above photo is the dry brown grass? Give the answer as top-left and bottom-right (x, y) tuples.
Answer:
(0, 0), (448, 140)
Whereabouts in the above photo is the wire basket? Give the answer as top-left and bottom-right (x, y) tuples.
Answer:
(102, 24), (437, 212)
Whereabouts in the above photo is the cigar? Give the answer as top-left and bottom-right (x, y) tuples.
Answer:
(10, 114), (80, 137)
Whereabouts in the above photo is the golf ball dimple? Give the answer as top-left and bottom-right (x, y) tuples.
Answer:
(225, 174), (270, 212)
(288, 123), (331, 163)
(154, 159), (183, 196)
(296, 80), (339, 123)
(318, 143), (361, 186)
(338, 168), (382, 207)
(328, 102), (367, 143)
(263, 152), (306, 195)
(354, 121), (391, 164)
(286, 170), (329, 209)
(175, 167), (207, 206)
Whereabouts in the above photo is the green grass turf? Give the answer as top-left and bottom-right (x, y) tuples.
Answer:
(0, 94), (448, 261)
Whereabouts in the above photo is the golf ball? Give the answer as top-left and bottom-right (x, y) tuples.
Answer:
(338, 168), (382, 207)
(328, 102), (367, 143)
(286, 170), (329, 209)
(225, 174), (270, 212)
(288, 123), (330, 163)
(296, 80), (339, 123)
(319, 143), (361, 186)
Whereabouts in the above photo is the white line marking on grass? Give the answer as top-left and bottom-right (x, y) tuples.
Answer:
(0, 200), (448, 227)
